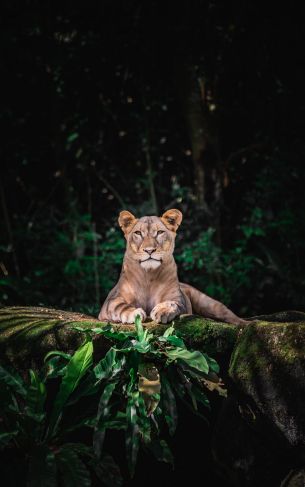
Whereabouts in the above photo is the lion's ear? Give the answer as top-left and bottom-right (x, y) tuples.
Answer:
(161, 209), (183, 232)
(118, 211), (137, 235)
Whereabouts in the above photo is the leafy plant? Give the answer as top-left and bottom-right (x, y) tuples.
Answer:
(72, 315), (223, 476)
(0, 340), (120, 487)
(0, 316), (224, 485)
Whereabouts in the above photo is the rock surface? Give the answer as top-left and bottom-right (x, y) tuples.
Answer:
(213, 317), (305, 486)
(0, 306), (238, 368)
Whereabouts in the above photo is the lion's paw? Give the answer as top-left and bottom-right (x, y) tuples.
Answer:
(121, 307), (147, 324)
(150, 301), (180, 324)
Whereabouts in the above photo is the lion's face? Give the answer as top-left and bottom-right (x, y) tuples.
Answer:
(118, 209), (182, 271)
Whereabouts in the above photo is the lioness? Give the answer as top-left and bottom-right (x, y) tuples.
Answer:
(98, 209), (247, 325)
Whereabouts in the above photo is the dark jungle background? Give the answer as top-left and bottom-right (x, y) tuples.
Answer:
(1, 0), (305, 319)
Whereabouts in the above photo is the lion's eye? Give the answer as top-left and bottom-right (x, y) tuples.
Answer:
(157, 230), (164, 236)
(134, 231), (142, 236)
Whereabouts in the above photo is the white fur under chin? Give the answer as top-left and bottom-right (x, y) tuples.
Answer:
(140, 259), (161, 270)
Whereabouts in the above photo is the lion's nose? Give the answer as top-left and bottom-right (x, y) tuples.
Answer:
(143, 247), (156, 255)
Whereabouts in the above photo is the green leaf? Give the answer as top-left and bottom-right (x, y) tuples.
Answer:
(93, 381), (118, 458)
(162, 324), (175, 337)
(26, 370), (46, 416)
(127, 367), (137, 394)
(62, 443), (93, 458)
(204, 354), (220, 374)
(165, 348), (209, 374)
(102, 413), (128, 431)
(44, 350), (71, 363)
(126, 393), (140, 477)
(0, 430), (18, 449)
(67, 132), (79, 143)
(164, 335), (186, 348)
(28, 447), (57, 487)
(56, 448), (91, 487)
(93, 348), (125, 380)
(190, 383), (210, 409)
(48, 339), (93, 436)
(44, 356), (68, 379)
(134, 314), (144, 341)
(89, 326), (136, 342)
(114, 339), (151, 354)
(0, 365), (26, 396)
(131, 339), (151, 353)
(160, 374), (178, 436)
(146, 439), (174, 466)
(67, 372), (98, 405)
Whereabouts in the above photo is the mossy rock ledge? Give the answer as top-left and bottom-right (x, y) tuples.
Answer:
(213, 313), (305, 487)
(1, 306), (305, 486)
(0, 306), (239, 368)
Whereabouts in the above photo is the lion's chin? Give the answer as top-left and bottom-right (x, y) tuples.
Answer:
(140, 259), (162, 270)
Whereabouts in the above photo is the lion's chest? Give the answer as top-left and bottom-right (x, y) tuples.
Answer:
(133, 287), (158, 314)
(131, 281), (173, 314)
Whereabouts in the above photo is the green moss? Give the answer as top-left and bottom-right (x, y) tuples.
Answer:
(229, 321), (305, 386)
(174, 316), (239, 355)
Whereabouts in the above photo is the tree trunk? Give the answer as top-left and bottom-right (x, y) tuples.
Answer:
(174, 61), (224, 234)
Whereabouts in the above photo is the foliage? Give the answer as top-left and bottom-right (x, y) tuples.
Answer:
(0, 200), (125, 315)
(2, 154), (305, 317)
(1, 1), (305, 316)
(0, 315), (223, 485)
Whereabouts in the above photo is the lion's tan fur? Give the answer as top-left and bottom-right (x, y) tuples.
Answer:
(99, 209), (246, 325)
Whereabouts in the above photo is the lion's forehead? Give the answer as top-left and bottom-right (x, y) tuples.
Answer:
(135, 216), (167, 232)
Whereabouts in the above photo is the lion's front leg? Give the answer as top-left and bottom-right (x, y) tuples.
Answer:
(150, 301), (181, 324)
(99, 297), (146, 324)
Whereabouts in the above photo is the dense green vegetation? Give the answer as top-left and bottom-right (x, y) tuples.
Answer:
(0, 316), (221, 485)
(1, 1), (305, 316)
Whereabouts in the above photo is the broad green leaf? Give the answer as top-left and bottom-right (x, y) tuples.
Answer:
(26, 370), (46, 415)
(88, 326), (136, 342)
(102, 416), (127, 431)
(104, 330), (136, 341)
(165, 348), (209, 374)
(44, 350), (71, 363)
(0, 430), (18, 449)
(134, 314), (144, 341)
(0, 383), (16, 411)
(67, 132), (79, 143)
(171, 374), (208, 422)
(62, 443), (93, 458)
(0, 365), (26, 396)
(161, 374), (178, 435)
(146, 439), (174, 466)
(93, 348), (125, 380)
(44, 356), (68, 379)
(131, 340), (151, 353)
(67, 372), (98, 405)
(113, 340), (151, 354)
(190, 383), (210, 409)
(56, 448), (91, 487)
(142, 327), (154, 343)
(48, 340), (93, 436)
(28, 447), (57, 487)
(94, 381), (117, 458)
(162, 324), (175, 337)
(164, 335), (186, 348)
(203, 353), (220, 374)
(126, 393), (140, 477)
(127, 367), (137, 394)
(137, 394), (151, 442)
